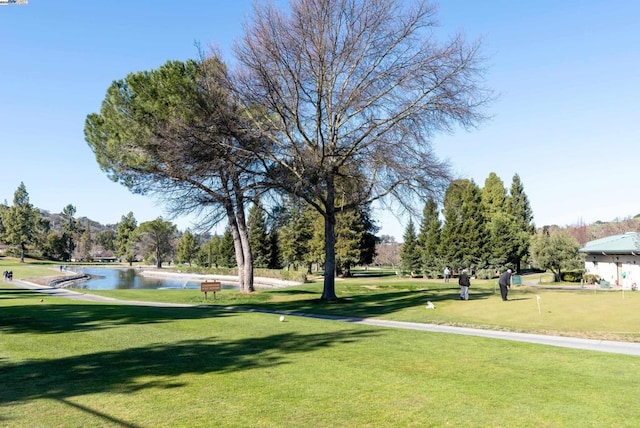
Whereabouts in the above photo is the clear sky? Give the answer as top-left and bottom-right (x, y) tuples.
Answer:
(1, 1), (638, 241)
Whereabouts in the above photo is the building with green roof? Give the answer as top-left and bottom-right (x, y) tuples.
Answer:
(579, 232), (640, 288)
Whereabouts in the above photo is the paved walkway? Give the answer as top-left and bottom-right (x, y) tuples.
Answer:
(12, 280), (640, 357)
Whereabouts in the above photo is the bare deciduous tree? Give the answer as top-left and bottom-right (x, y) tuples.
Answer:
(235, 0), (490, 299)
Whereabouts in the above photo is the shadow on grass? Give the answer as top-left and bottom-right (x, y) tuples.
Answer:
(0, 287), (380, 425)
(249, 286), (498, 318)
(0, 330), (378, 406)
(0, 303), (238, 334)
(0, 288), (47, 300)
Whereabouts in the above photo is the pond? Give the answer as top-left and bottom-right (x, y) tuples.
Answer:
(68, 267), (237, 291)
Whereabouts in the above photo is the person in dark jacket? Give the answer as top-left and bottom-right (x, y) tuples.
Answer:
(498, 269), (512, 301)
(458, 269), (471, 300)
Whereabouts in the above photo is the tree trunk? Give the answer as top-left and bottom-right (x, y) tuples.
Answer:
(228, 215), (246, 291)
(321, 185), (338, 301)
(233, 175), (254, 293)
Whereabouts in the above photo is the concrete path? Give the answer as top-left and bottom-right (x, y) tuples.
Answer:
(12, 280), (640, 357)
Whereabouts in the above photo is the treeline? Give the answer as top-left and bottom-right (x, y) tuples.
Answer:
(397, 171), (634, 282)
(400, 172), (537, 279)
(0, 183), (378, 281)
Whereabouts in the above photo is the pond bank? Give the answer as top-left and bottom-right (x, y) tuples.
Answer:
(138, 269), (301, 289)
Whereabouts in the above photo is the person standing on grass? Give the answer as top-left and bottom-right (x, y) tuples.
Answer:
(443, 267), (451, 283)
(499, 269), (512, 301)
(458, 269), (471, 300)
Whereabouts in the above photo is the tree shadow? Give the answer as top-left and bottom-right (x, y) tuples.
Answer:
(244, 287), (498, 318)
(0, 286), (381, 425)
(0, 288), (47, 300)
(0, 330), (378, 406)
(0, 302), (234, 335)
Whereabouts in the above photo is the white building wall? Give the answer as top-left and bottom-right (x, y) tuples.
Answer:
(584, 254), (640, 288)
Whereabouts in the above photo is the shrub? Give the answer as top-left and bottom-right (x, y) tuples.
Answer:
(475, 268), (497, 280)
(279, 269), (307, 283)
(583, 273), (599, 284)
(561, 270), (583, 282)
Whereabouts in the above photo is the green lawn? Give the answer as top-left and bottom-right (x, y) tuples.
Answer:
(2, 261), (640, 426)
(72, 271), (640, 342)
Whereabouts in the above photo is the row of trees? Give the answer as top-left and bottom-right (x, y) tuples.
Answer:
(399, 172), (585, 281)
(0, 183), (378, 276)
(0, 176), (590, 284)
(0, 183), (177, 267)
(400, 172), (534, 277)
(83, 0), (490, 299)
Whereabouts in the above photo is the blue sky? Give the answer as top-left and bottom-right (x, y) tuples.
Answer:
(1, 1), (638, 241)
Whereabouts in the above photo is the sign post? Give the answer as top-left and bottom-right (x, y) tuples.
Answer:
(200, 281), (221, 300)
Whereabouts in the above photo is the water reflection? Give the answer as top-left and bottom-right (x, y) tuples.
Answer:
(70, 268), (236, 291)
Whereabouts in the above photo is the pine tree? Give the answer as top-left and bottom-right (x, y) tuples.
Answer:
(59, 204), (78, 261)
(440, 180), (466, 268)
(400, 219), (420, 276)
(115, 212), (138, 266)
(481, 172), (507, 216)
(279, 202), (314, 270)
(2, 182), (40, 262)
(176, 229), (199, 266)
(440, 179), (487, 270)
(458, 180), (488, 269)
(508, 174), (535, 271)
(482, 173), (515, 267)
(267, 227), (282, 269)
(248, 199), (271, 268)
(335, 209), (365, 277)
(418, 198), (441, 278)
(219, 228), (237, 268)
(197, 235), (221, 268)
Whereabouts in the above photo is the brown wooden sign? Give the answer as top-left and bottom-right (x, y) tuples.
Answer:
(200, 281), (221, 292)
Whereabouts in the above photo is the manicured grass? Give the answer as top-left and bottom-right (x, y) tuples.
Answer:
(3, 260), (640, 426)
(2, 288), (640, 427)
(68, 273), (640, 342)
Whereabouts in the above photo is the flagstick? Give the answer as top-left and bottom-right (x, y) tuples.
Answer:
(536, 295), (541, 314)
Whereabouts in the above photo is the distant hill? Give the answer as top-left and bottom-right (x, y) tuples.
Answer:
(545, 215), (640, 247)
(39, 209), (117, 235)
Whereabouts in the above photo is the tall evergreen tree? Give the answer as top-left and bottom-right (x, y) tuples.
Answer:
(248, 198), (271, 268)
(279, 201), (314, 271)
(335, 209), (365, 277)
(357, 206), (379, 268)
(59, 204), (78, 262)
(197, 235), (222, 268)
(267, 227), (282, 270)
(2, 182), (40, 262)
(440, 179), (487, 270)
(400, 219), (420, 275)
(115, 212), (138, 266)
(482, 173), (515, 267)
(219, 228), (237, 268)
(481, 172), (507, 216)
(458, 180), (488, 269)
(440, 180), (467, 269)
(176, 229), (199, 266)
(508, 174), (536, 271)
(418, 198), (442, 278)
